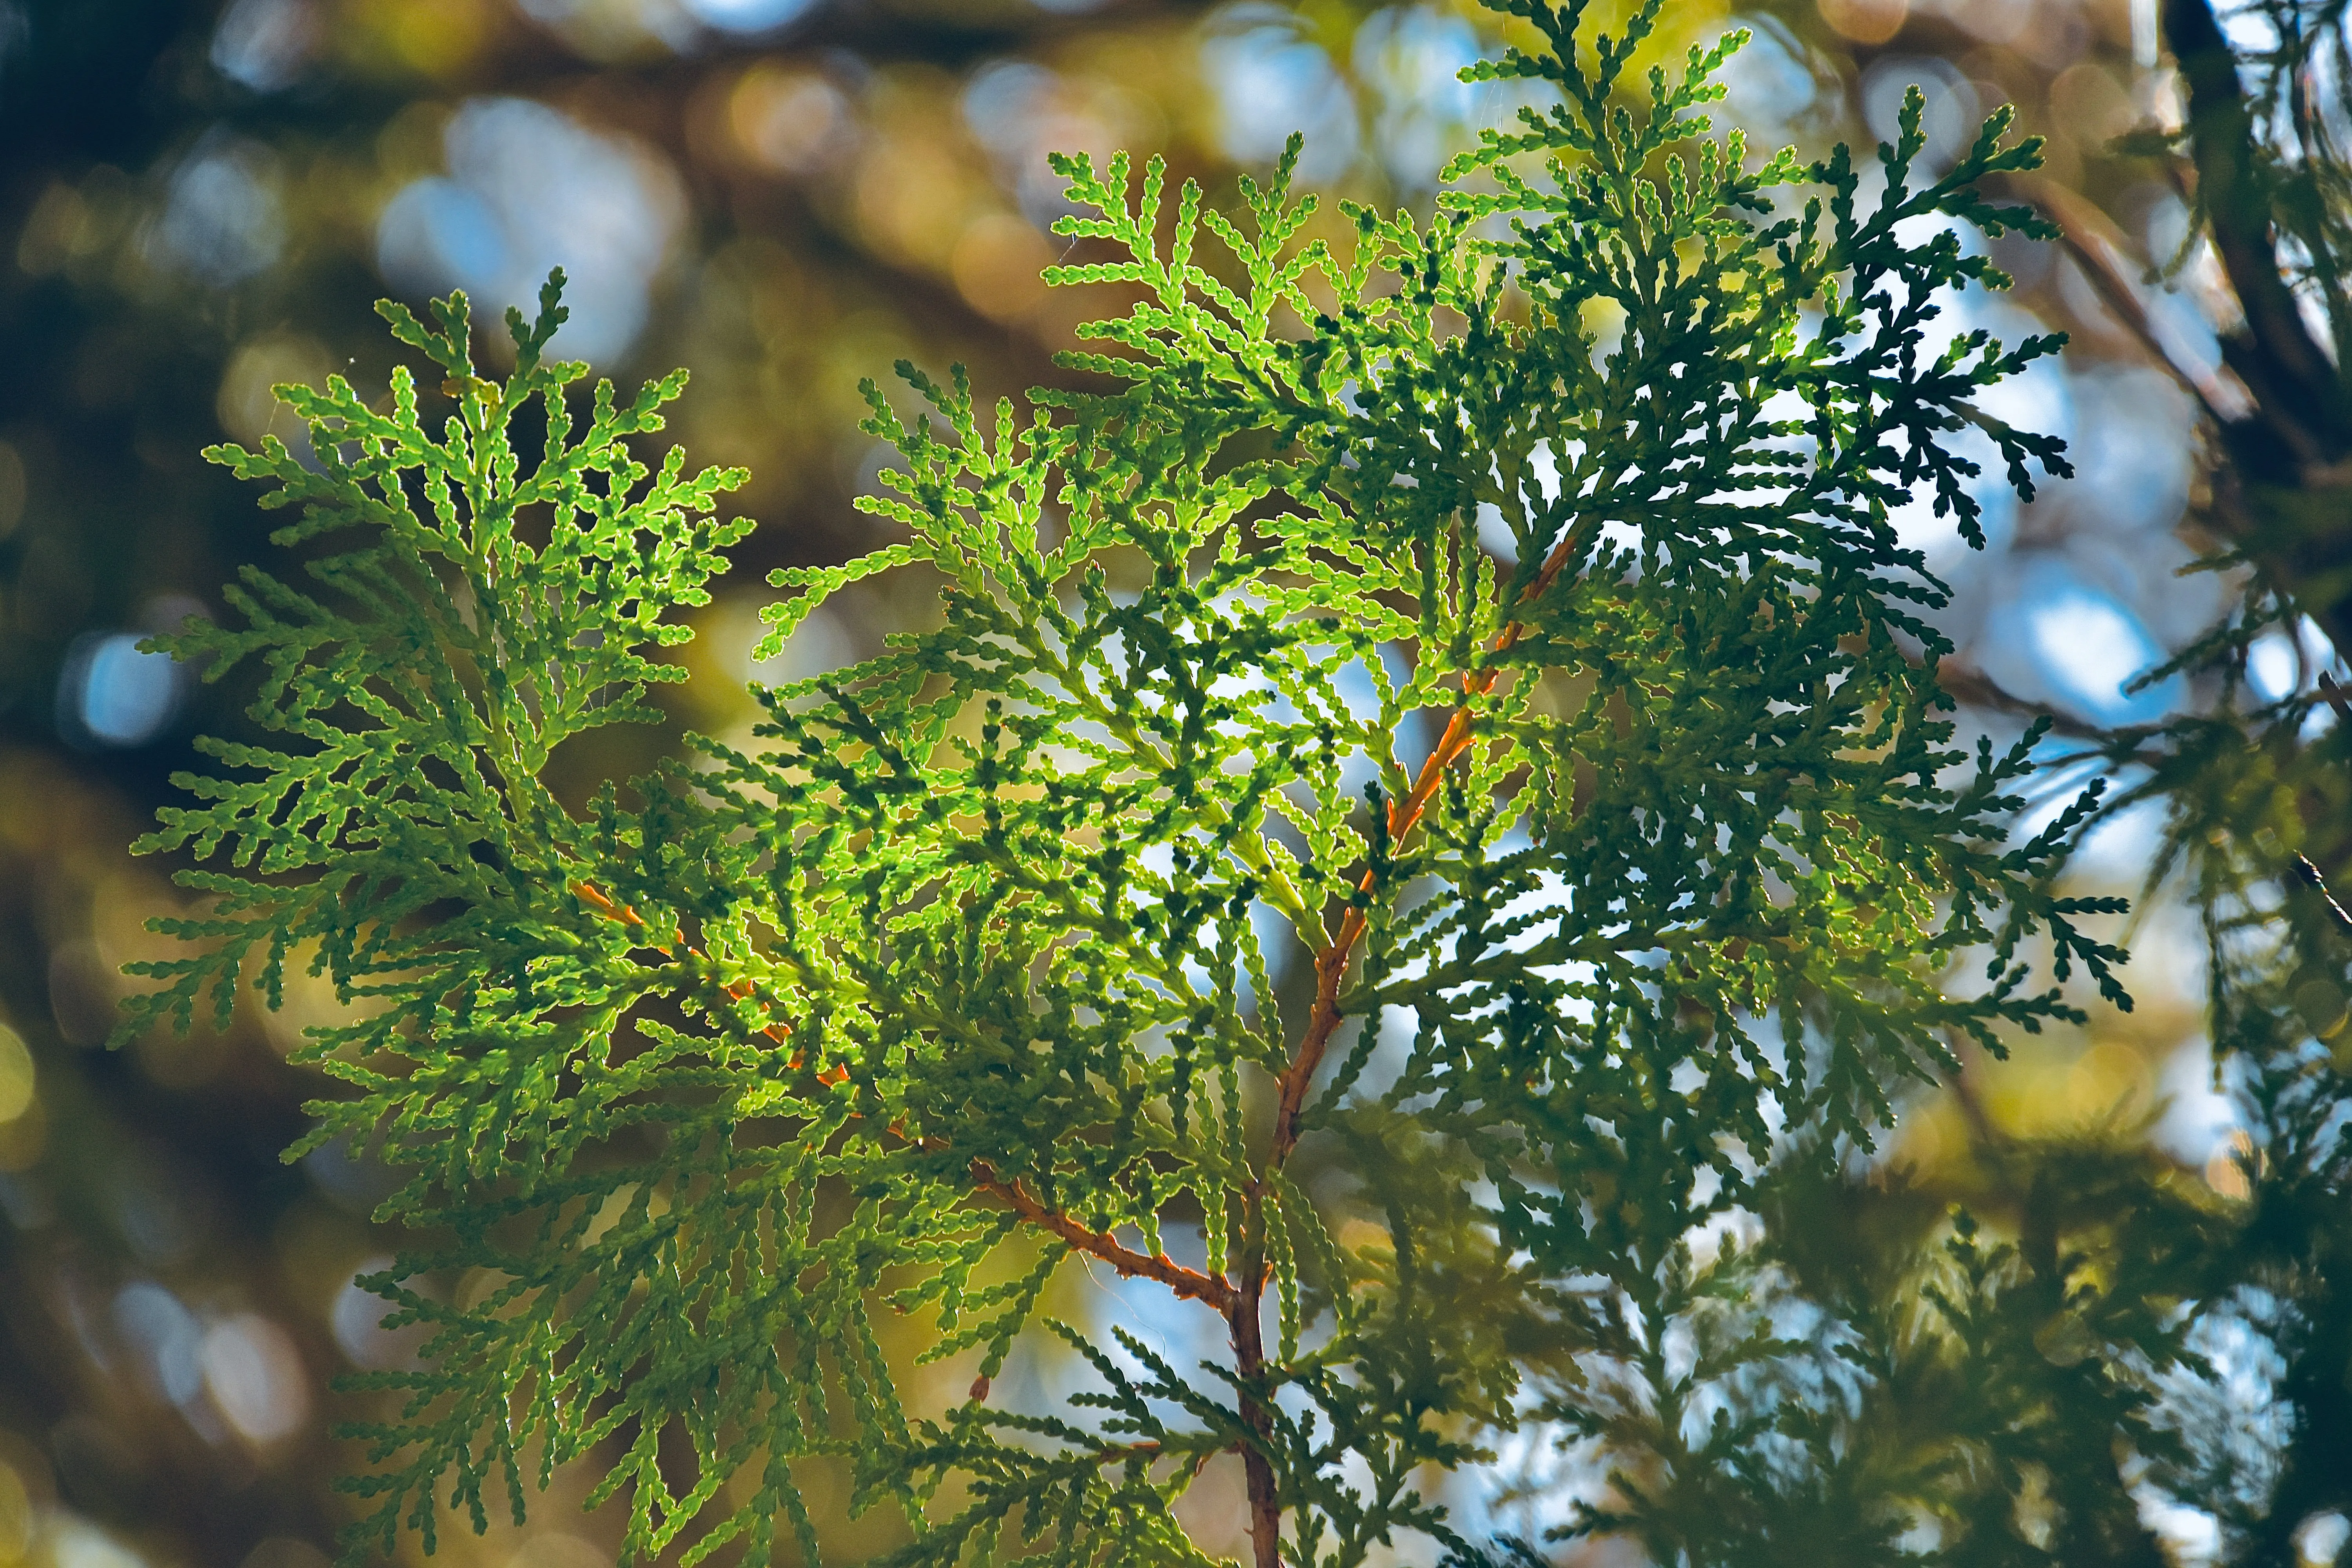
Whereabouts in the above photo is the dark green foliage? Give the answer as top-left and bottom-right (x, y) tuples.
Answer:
(2047, 585), (2352, 1560)
(1972, 2), (2352, 1555)
(129, 2), (2175, 1564)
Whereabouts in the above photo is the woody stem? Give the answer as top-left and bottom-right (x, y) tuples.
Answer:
(1235, 519), (1585, 1568)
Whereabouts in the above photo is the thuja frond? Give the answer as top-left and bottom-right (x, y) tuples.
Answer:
(131, 4), (2126, 1565)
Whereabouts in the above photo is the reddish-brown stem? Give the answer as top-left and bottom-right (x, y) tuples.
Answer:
(1231, 521), (1586, 1568)
(573, 878), (847, 1082)
(2321, 671), (2352, 728)
(1229, 1230), (1284, 1568)
(576, 880), (1232, 1308)
(1093, 1439), (1165, 1465)
(1268, 524), (1580, 1165)
(967, 1158), (1241, 1311)
(1229, 690), (1491, 1568)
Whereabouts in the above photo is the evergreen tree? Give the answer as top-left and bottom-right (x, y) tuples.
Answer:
(128, 0), (2226, 1561)
(1975, 1), (2352, 1558)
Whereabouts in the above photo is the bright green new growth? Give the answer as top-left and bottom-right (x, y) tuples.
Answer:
(132, 2), (2122, 1564)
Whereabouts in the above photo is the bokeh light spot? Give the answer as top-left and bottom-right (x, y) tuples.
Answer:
(731, 65), (852, 174)
(371, 0), (488, 78)
(1818, 0), (1905, 45)
(2207, 1130), (2258, 1200)
(0, 1106), (43, 1176)
(1200, 8), (1358, 185)
(964, 60), (1148, 231)
(952, 214), (1051, 322)
(217, 334), (329, 454)
(301, 1131), (405, 1214)
(149, 137), (283, 285)
(211, 0), (319, 91)
(0, 1458), (28, 1562)
(2065, 1040), (2148, 1118)
(2299, 1512), (2350, 1566)
(113, 1282), (203, 1407)
(0, 1027), (33, 1124)
(201, 1314), (310, 1444)
(1978, 558), (2180, 725)
(2026, 593), (2164, 716)
(113, 1160), (209, 1267)
(1720, 17), (1832, 140)
(681, 0), (815, 33)
(47, 1521), (145, 1568)
(332, 1259), (428, 1370)
(1938, 0), (2031, 45)
(2248, 632), (2303, 702)
(1353, 5), (1479, 187)
(851, 132), (976, 271)
(2050, 61), (2136, 149)
(378, 178), (503, 282)
(1859, 56), (1978, 174)
(2064, 367), (2192, 536)
(58, 633), (184, 750)
(376, 98), (683, 364)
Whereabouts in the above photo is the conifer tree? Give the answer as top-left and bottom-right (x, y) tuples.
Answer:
(1967, 2), (2352, 1558)
(124, 1), (2151, 1561)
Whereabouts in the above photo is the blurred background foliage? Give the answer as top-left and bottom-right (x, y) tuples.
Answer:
(0, 0), (2334, 1562)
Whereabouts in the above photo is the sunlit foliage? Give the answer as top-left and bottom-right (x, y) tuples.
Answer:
(127, 1), (2149, 1562)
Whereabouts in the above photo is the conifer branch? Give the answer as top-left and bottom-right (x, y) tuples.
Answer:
(127, 10), (2117, 1564)
(578, 875), (1224, 1299)
(572, 878), (851, 1082)
(576, 877), (1225, 1300)
(1242, 518), (1593, 1568)
(576, 877), (1230, 1294)
(968, 1160), (1240, 1311)
(1270, 514), (1591, 1167)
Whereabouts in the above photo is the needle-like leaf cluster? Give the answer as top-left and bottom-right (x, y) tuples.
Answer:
(129, 3), (2133, 1563)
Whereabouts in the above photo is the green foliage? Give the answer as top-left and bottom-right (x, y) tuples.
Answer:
(2027, 0), (2352, 1545)
(130, 2), (2147, 1563)
(2049, 428), (2352, 1563)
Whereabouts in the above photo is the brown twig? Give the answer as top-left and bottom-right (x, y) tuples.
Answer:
(2165, 0), (2352, 461)
(1993, 168), (2256, 427)
(612, 494), (1592, 1568)
(1227, 514), (1594, 1568)
(2319, 670), (2352, 727)
(2158, 0), (2352, 662)
(576, 883), (1238, 1325)
(1227, 1269), (1283, 1568)
(967, 1159), (1240, 1311)
(572, 878), (849, 1083)
(1093, 1440), (1166, 1466)
(1267, 519), (1590, 1166)
(1918, 663), (2118, 742)
(2292, 854), (2352, 933)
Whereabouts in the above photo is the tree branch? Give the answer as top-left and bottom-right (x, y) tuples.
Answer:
(1269, 518), (1591, 1167)
(1228, 1264), (1283, 1568)
(1225, 512), (1603, 1568)
(573, 882), (1221, 1306)
(2164, 0), (2351, 458)
(1992, 168), (2254, 427)
(968, 1159), (1240, 1312)
(2162, 0), (2352, 657)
